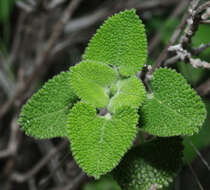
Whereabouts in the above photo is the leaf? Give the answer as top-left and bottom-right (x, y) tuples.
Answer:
(140, 68), (206, 136)
(83, 9), (147, 77)
(70, 61), (118, 108)
(67, 102), (138, 179)
(18, 72), (78, 139)
(112, 137), (183, 190)
(108, 76), (146, 113)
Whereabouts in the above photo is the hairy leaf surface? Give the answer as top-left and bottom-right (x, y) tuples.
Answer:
(18, 72), (78, 138)
(67, 102), (138, 178)
(140, 68), (206, 136)
(108, 76), (146, 113)
(70, 61), (118, 108)
(113, 137), (183, 190)
(83, 9), (147, 76)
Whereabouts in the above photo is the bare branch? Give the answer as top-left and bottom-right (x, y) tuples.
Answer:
(16, 1), (34, 12)
(11, 140), (69, 182)
(0, 117), (20, 159)
(166, 44), (210, 69)
(148, 0), (189, 54)
(196, 78), (210, 96)
(51, 172), (87, 190)
(190, 42), (210, 55)
(0, 0), (83, 119)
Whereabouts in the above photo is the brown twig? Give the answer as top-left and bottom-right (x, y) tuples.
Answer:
(150, 0), (210, 75)
(196, 78), (210, 96)
(51, 172), (88, 190)
(11, 140), (69, 183)
(190, 42), (210, 55)
(0, 117), (20, 159)
(166, 44), (210, 69)
(149, 5), (191, 74)
(148, 0), (189, 54)
(0, 0), (83, 119)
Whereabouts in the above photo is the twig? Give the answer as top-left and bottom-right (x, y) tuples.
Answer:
(65, 7), (108, 33)
(196, 78), (210, 96)
(9, 11), (28, 66)
(11, 140), (69, 182)
(180, 1), (210, 48)
(38, 152), (71, 189)
(0, 70), (15, 99)
(16, 1), (34, 12)
(47, 0), (67, 10)
(187, 162), (204, 190)
(0, 117), (20, 159)
(51, 172), (87, 190)
(150, 0), (210, 74)
(166, 44), (210, 69)
(37, 141), (67, 185)
(28, 178), (37, 190)
(154, 1), (210, 72)
(200, 19), (210, 23)
(190, 42), (210, 55)
(125, 0), (182, 11)
(150, 4), (191, 74)
(0, 0), (83, 119)
(148, 0), (189, 54)
(184, 137), (210, 172)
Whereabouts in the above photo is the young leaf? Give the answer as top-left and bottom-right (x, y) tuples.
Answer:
(113, 137), (183, 190)
(140, 68), (206, 136)
(108, 76), (146, 113)
(67, 102), (138, 179)
(70, 61), (118, 108)
(18, 72), (78, 139)
(83, 9), (147, 77)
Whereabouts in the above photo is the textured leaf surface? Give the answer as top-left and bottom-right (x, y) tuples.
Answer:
(18, 72), (78, 138)
(70, 61), (118, 108)
(68, 102), (138, 178)
(83, 9), (147, 76)
(108, 76), (146, 113)
(140, 68), (206, 136)
(113, 137), (183, 190)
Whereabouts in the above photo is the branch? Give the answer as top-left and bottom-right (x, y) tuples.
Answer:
(149, 0), (210, 76)
(166, 44), (210, 69)
(11, 140), (69, 182)
(0, 0), (83, 119)
(190, 42), (210, 55)
(148, 0), (189, 54)
(0, 117), (20, 159)
(51, 172), (88, 190)
(196, 78), (210, 96)
(149, 2), (191, 74)
(180, 1), (210, 48)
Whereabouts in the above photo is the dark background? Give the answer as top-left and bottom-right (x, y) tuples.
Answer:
(0, 0), (210, 189)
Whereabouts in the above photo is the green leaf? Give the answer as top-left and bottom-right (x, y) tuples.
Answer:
(18, 72), (78, 139)
(113, 137), (183, 190)
(140, 68), (206, 136)
(83, 9), (147, 77)
(67, 102), (138, 179)
(108, 76), (146, 113)
(70, 61), (118, 108)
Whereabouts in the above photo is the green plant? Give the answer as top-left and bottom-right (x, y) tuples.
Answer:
(18, 9), (207, 189)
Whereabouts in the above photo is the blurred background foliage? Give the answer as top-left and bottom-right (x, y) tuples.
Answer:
(0, 0), (210, 190)
(0, 0), (15, 55)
